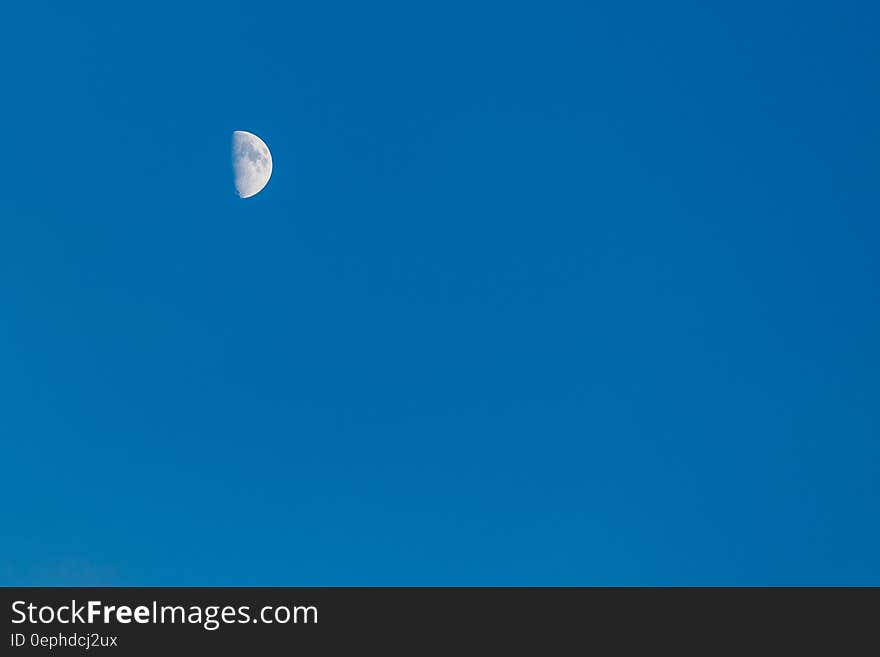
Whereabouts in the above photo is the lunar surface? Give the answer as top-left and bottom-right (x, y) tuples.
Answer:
(232, 130), (272, 198)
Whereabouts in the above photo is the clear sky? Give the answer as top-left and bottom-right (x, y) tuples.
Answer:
(1, 2), (878, 585)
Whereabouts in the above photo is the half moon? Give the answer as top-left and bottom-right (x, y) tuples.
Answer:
(232, 130), (273, 198)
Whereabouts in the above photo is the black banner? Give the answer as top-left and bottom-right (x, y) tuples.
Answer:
(2, 588), (877, 654)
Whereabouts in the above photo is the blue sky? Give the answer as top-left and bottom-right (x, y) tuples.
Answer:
(1, 2), (878, 584)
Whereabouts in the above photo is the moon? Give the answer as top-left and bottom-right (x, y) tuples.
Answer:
(232, 130), (272, 198)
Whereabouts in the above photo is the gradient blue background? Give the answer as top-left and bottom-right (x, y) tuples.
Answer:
(1, 1), (878, 584)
